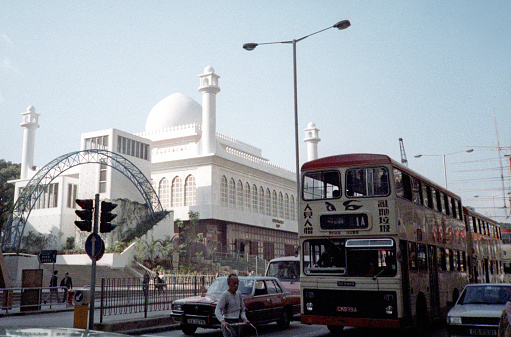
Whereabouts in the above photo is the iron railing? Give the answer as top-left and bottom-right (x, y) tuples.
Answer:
(99, 274), (216, 322)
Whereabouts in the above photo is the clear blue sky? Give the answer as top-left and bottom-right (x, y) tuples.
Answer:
(1, 1), (510, 220)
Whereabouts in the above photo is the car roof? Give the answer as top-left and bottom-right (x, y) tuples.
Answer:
(464, 283), (511, 287)
(216, 276), (280, 281)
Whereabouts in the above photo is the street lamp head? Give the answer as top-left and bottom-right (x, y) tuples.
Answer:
(333, 20), (351, 30)
(243, 43), (258, 51)
(466, 149), (474, 153)
(414, 155), (423, 158)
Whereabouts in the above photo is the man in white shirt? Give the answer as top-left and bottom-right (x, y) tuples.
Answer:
(215, 274), (250, 337)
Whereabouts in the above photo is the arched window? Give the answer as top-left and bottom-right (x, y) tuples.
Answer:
(245, 182), (251, 211)
(252, 184), (258, 213)
(158, 178), (170, 209)
(237, 180), (243, 209)
(259, 186), (265, 214)
(266, 188), (271, 216)
(284, 194), (290, 219)
(278, 192), (284, 218)
(229, 178), (236, 207)
(290, 195), (296, 220)
(221, 176), (228, 206)
(272, 190), (278, 217)
(184, 175), (196, 206)
(171, 176), (183, 207)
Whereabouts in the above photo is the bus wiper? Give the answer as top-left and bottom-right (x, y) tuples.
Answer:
(372, 264), (393, 280)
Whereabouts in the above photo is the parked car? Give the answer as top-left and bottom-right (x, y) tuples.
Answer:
(171, 276), (300, 335)
(447, 283), (511, 337)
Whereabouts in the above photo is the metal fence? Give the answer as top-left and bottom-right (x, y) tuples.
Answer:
(99, 274), (216, 323)
(1, 286), (71, 314)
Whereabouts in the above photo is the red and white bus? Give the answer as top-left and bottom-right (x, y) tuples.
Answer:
(299, 154), (471, 333)
(463, 206), (503, 284)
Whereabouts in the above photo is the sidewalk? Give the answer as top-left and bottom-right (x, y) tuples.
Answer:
(0, 305), (180, 334)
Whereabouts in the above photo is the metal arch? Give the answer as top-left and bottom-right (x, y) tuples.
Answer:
(1, 149), (164, 250)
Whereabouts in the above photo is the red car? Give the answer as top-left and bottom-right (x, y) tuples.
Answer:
(171, 276), (300, 335)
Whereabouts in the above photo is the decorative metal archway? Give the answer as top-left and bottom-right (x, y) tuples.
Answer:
(1, 149), (164, 251)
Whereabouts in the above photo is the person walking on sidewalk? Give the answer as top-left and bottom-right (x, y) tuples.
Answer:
(44, 270), (60, 304)
(60, 272), (73, 302)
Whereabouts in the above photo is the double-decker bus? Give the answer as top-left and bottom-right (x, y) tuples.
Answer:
(299, 154), (470, 333)
(463, 206), (503, 283)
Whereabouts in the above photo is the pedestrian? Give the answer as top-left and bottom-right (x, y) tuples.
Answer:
(143, 271), (150, 298)
(60, 272), (73, 302)
(44, 270), (60, 304)
(499, 299), (511, 337)
(215, 273), (250, 337)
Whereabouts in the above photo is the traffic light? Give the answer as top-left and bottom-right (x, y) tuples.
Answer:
(75, 199), (93, 231)
(100, 201), (117, 233)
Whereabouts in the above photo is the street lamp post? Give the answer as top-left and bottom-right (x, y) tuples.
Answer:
(243, 20), (351, 218)
(414, 149), (473, 189)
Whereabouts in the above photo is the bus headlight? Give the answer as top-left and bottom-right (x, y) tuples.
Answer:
(306, 302), (314, 311)
(385, 305), (393, 315)
(448, 316), (462, 325)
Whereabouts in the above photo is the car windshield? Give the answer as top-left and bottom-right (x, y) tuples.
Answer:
(206, 277), (254, 295)
(458, 285), (511, 305)
(267, 261), (300, 282)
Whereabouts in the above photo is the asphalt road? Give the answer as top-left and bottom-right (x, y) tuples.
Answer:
(141, 321), (450, 337)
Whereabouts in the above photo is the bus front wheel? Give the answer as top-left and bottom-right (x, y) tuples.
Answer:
(327, 325), (344, 335)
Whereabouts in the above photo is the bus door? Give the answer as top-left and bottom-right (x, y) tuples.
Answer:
(427, 245), (440, 320)
(399, 240), (412, 326)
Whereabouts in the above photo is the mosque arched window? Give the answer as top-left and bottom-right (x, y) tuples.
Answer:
(237, 180), (243, 210)
(159, 178), (170, 209)
(272, 190), (278, 217)
(184, 175), (196, 206)
(284, 194), (290, 219)
(252, 184), (258, 213)
(266, 188), (271, 216)
(290, 195), (296, 220)
(259, 186), (265, 214)
(278, 192), (284, 218)
(245, 182), (251, 211)
(171, 176), (183, 207)
(229, 178), (236, 208)
(221, 176), (228, 206)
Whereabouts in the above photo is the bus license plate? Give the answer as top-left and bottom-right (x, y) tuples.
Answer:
(337, 306), (357, 313)
(187, 318), (206, 325)
(469, 328), (496, 336)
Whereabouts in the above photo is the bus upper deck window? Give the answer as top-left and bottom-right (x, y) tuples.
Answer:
(303, 170), (341, 200)
(346, 167), (389, 197)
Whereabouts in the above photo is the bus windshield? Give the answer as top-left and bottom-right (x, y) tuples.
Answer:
(303, 238), (397, 277)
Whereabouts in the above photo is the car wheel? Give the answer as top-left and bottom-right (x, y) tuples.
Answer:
(180, 325), (197, 335)
(277, 307), (291, 329)
(327, 325), (344, 335)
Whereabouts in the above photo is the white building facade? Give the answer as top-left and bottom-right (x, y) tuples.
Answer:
(11, 66), (323, 261)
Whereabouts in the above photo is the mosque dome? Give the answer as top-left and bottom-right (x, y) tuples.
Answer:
(145, 92), (202, 132)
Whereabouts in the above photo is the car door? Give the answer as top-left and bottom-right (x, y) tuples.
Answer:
(247, 280), (273, 323)
(266, 279), (284, 320)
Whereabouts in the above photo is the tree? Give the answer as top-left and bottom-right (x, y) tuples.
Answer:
(0, 160), (21, 231)
(175, 211), (204, 266)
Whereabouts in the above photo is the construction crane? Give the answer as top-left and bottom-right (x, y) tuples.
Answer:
(399, 138), (408, 167)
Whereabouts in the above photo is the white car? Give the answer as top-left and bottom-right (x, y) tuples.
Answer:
(447, 283), (511, 337)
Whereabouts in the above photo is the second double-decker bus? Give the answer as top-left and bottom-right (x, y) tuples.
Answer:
(299, 154), (470, 333)
(463, 206), (503, 284)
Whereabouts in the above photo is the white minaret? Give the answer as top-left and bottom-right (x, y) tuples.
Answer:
(20, 106), (40, 179)
(198, 66), (220, 155)
(304, 122), (321, 162)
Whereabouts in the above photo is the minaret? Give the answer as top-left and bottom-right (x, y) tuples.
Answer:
(20, 106), (40, 179)
(198, 66), (220, 155)
(304, 122), (320, 162)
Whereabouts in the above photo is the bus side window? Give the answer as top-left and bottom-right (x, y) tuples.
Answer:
(417, 244), (428, 271)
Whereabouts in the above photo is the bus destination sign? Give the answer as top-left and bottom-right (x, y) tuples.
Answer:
(320, 213), (369, 230)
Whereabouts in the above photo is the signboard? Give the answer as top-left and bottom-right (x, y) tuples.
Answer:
(85, 233), (104, 260)
(38, 250), (57, 264)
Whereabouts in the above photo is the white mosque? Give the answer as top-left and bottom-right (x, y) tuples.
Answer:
(12, 66), (322, 261)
